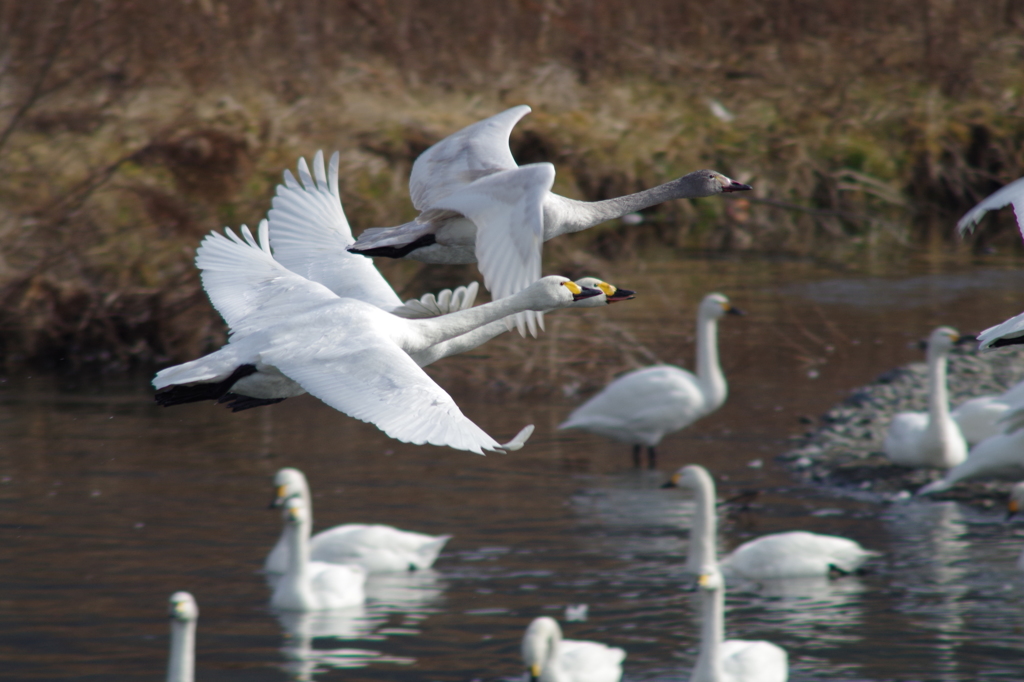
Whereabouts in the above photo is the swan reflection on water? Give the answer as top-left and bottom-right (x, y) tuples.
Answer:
(274, 569), (446, 679)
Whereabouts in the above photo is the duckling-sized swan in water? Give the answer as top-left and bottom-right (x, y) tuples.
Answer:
(265, 468), (451, 574)
(348, 105), (750, 336)
(153, 222), (600, 453)
(271, 496), (367, 611)
(664, 465), (877, 579)
(558, 293), (743, 469)
(521, 616), (625, 682)
(882, 327), (970, 469)
(167, 591), (198, 682)
(916, 428), (1024, 495)
(692, 567), (788, 682)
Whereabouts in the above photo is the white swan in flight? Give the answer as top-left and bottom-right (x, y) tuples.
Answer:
(916, 428), (1024, 495)
(882, 327), (970, 468)
(956, 176), (1024, 349)
(520, 616), (625, 682)
(558, 293), (743, 468)
(664, 465), (876, 580)
(153, 221), (599, 453)
(347, 106), (750, 336)
(152, 152), (632, 415)
(167, 591), (198, 682)
(265, 468), (451, 574)
(270, 496), (367, 611)
(664, 466), (788, 681)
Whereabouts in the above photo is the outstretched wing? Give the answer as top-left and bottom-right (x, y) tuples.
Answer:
(409, 105), (530, 210)
(196, 221), (339, 339)
(978, 309), (1024, 350)
(268, 151), (403, 310)
(431, 163), (554, 337)
(265, 323), (508, 454)
(390, 282), (480, 319)
(956, 176), (1024, 237)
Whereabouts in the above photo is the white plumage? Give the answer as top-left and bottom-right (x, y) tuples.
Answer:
(951, 379), (1024, 445)
(520, 616), (625, 682)
(719, 531), (878, 580)
(265, 468), (450, 574)
(167, 592), (198, 682)
(882, 327), (968, 468)
(348, 106), (749, 337)
(917, 429), (1024, 495)
(559, 293), (743, 468)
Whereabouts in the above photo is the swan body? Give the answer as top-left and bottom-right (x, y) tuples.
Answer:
(882, 327), (969, 468)
(153, 220), (599, 453)
(167, 592), (198, 682)
(951, 379), (1024, 444)
(917, 429), (1024, 495)
(558, 293), (743, 468)
(521, 616), (625, 682)
(719, 531), (878, 580)
(265, 468), (451, 574)
(348, 106), (750, 336)
(271, 496), (367, 611)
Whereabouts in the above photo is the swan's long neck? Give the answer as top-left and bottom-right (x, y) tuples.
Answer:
(926, 346), (952, 433)
(167, 619), (196, 682)
(687, 471), (718, 574)
(691, 584), (725, 682)
(279, 517), (313, 608)
(548, 182), (686, 236)
(406, 288), (556, 350)
(695, 310), (726, 411)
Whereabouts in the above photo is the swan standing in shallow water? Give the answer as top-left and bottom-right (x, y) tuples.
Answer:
(167, 592), (198, 682)
(520, 616), (625, 682)
(271, 496), (367, 611)
(664, 465), (876, 579)
(558, 293), (743, 469)
(152, 220), (601, 453)
(882, 327), (970, 469)
(348, 106), (750, 336)
(265, 468), (451, 574)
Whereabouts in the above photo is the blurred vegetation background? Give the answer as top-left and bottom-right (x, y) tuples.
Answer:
(1, 0), (1023, 372)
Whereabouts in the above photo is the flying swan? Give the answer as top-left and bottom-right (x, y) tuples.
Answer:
(558, 293), (743, 468)
(347, 106), (750, 336)
(520, 616), (625, 682)
(265, 467), (451, 574)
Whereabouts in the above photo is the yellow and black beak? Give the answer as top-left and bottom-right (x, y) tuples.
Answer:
(1007, 499), (1019, 522)
(269, 484), (287, 509)
(724, 304), (745, 316)
(563, 281), (602, 302)
(660, 472), (682, 489)
(606, 286), (636, 303)
(721, 180), (752, 193)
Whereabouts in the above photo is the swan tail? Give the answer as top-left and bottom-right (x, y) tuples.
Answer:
(154, 364), (258, 407)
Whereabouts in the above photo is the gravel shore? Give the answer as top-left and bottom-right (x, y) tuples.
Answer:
(779, 345), (1024, 507)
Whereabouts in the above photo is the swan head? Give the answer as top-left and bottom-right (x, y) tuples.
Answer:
(282, 495), (310, 527)
(662, 464), (715, 493)
(1007, 482), (1024, 521)
(522, 616), (562, 680)
(523, 276), (602, 310)
(169, 592), (198, 622)
(674, 170), (751, 197)
(271, 468), (308, 509)
(697, 566), (725, 591)
(924, 326), (963, 356)
(574, 277), (636, 307)
(700, 292), (744, 320)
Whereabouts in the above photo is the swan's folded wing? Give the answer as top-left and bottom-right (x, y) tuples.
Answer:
(431, 163), (554, 337)
(267, 334), (505, 454)
(390, 282), (479, 319)
(956, 176), (1024, 237)
(268, 151), (403, 310)
(196, 222), (339, 338)
(978, 310), (1024, 350)
(409, 105), (530, 210)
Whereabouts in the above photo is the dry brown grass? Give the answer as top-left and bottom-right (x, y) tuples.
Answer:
(2, 1), (1024, 369)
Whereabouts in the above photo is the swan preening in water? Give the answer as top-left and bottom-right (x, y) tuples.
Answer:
(270, 496), (367, 611)
(348, 105), (750, 336)
(265, 468), (451, 574)
(167, 591), (198, 682)
(882, 327), (970, 469)
(558, 293), (743, 468)
(664, 465), (875, 580)
(520, 616), (625, 682)
(664, 466), (788, 681)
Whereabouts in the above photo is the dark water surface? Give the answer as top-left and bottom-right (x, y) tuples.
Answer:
(4, 254), (1024, 681)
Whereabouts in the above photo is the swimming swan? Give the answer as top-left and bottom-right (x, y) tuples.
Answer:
(153, 222), (601, 453)
(265, 467), (451, 574)
(558, 293), (743, 468)
(167, 591), (198, 682)
(957, 176), (1024, 349)
(271, 496), (367, 611)
(521, 616), (625, 682)
(882, 327), (969, 469)
(664, 465), (876, 579)
(347, 105), (750, 336)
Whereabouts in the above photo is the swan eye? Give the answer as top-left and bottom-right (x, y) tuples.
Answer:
(562, 281), (583, 295)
